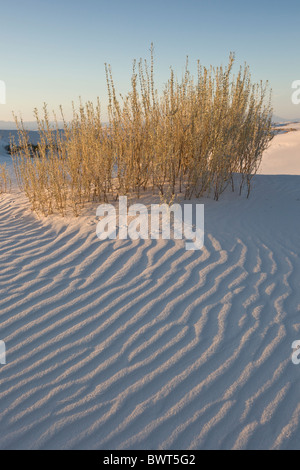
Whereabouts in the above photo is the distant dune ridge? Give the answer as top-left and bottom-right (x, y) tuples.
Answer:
(272, 115), (300, 124)
(1, 115), (298, 130)
(0, 121), (65, 130)
(0, 123), (300, 449)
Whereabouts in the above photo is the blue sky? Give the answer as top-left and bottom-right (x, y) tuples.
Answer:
(1, 0), (300, 122)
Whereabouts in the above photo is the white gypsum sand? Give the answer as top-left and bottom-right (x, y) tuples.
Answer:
(0, 123), (300, 449)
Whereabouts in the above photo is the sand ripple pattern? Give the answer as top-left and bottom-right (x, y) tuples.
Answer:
(0, 189), (300, 450)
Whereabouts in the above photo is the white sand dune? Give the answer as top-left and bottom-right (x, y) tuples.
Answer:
(0, 125), (300, 449)
(259, 122), (300, 175)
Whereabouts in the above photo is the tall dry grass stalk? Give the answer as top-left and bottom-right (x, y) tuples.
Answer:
(0, 163), (11, 194)
(11, 46), (273, 216)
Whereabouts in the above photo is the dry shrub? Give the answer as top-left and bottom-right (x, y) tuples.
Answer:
(11, 46), (273, 216)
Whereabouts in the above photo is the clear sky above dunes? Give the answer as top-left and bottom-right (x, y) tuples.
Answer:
(1, 0), (300, 122)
